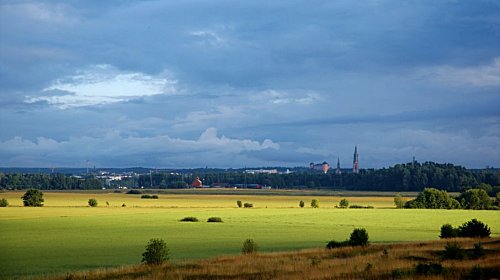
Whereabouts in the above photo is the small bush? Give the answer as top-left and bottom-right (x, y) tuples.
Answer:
(349, 205), (374, 209)
(242, 239), (258, 254)
(458, 218), (491, 238)
(415, 262), (443, 275)
(88, 198), (98, 207)
(126, 189), (142, 194)
(326, 240), (349, 249)
(339, 198), (349, 208)
(243, 202), (253, 208)
(443, 242), (465, 260)
(349, 228), (369, 246)
(439, 224), (458, 238)
(0, 198), (8, 207)
(141, 238), (169, 265)
(299, 200), (305, 208)
(122, 203), (126, 207)
(237, 200), (242, 208)
(207, 217), (223, 223)
(311, 199), (319, 208)
(141, 194), (159, 199)
(472, 242), (485, 259)
(180, 216), (199, 222)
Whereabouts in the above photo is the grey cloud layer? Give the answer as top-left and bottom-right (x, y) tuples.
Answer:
(0, 1), (499, 168)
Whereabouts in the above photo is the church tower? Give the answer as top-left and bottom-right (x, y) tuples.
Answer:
(336, 157), (341, 175)
(353, 146), (359, 174)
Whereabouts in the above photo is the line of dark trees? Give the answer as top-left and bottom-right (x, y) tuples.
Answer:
(1, 162), (499, 193)
(0, 173), (101, 190)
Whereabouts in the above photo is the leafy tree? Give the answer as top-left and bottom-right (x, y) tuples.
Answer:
(311, 199), (319, 208)
(237, 200), (243, 208)
(459, 189), (492, 210)
(299, 200), (305, 208)
(243, 202), (253, 208)
(88, 198), (98, 207)
(0, 198), (8, 207)
(339, 198), (349, 208)
(394, 193), (405, 208)
(21, 189), (44, 207)
(496, 192), (500, 207)
(404, 188), (460, 209)
(349, 228), (369, 246)
(141, 238), (169, 265)
(439, 224), (458, 238)
(458, 219), (490, 238)
(242, 239), (258, 254)
(443, 242), (464, 260)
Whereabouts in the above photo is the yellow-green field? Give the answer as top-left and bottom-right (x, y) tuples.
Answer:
(0, 190), (499, 279)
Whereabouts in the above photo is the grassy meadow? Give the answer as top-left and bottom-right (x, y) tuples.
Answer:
(1, 190), (499, 279)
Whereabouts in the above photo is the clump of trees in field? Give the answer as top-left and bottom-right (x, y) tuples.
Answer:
(207, 217), (223, 223)
(0, 198), (8, 207)
(299, 200), (305, 208)
(440, 219), (491, 238)
(326, 228), (369, 249)
(180, 217), (199, 222)
(141, 194), (158, 199)
(88, 198), (98, 207)
(236, 200), (242, 208)
(338, 198), (349, 208)
(243, 202), (253, 208)
(22, 189), (44, 207)
(242, 239), (258, 254)
(142, 238), (169, 265)
(311, 199), (319, 208)
(404, 188), (497, 210)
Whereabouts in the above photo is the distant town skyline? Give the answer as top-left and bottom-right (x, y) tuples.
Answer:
(0, 1), (499, 169)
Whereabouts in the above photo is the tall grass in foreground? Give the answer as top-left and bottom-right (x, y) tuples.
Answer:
(42, 238), (500, 280)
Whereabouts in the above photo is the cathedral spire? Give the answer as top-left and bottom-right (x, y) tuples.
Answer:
(353, 146), (359, 174)
(336, 157), (341, 175)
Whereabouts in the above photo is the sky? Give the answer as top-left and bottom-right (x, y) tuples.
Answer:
(0, 0), (499, 169)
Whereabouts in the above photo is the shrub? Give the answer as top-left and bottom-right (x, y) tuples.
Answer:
(349, 228), (369, 246)
(339, 198), (349, 208)
(439, 224), (458, 238)
(207, 217), (223, 223)
(141, 194), (158, 199)
(394, 193), (405, 208)
(0, 198), (8, 207)
(141, 238), (169, 265)
(443, 242), (464, 260)
(415, 262), (443, 275)
(113, 190), (122, 193)
(458, 219), (490, 238)
(326, 240), (349, 249)
(349, 205), (374, 209)
(237, 200), (242, 208)
(310, 199), (319, 208)
(180, 216), (199, 222)
(122, 203), (126, 207)
(472, 242), (485, 259)
(299, 200), (305, 208)
(152, 195), (158, 199)
(243, 202), (253, 208)
(21, 189), (44, 207)
(88, 198), (98, 207)
(242, 239), (258, 254)
(126, 189), (142, 194)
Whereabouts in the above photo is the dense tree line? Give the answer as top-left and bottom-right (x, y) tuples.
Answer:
(0, 173), (102, 190)
(1, 162), (498, 192)
(138, 162), (499, 193)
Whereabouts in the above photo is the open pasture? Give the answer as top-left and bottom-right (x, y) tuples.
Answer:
(1, 190), (499, 279)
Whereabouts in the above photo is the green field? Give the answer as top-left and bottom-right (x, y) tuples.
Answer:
(1, 190), (499, 279)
